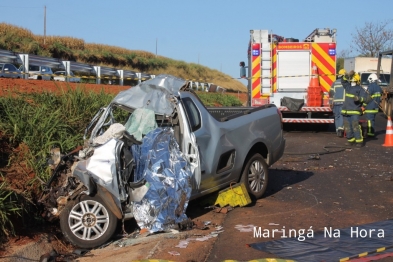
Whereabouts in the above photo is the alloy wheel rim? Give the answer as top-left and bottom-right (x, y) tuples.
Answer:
(248, 160), (265, 193)
(68, 200), (110, 241)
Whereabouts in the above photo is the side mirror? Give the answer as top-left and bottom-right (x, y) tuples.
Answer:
(240, 67), (246, 78)
(239, 61), (246, 78)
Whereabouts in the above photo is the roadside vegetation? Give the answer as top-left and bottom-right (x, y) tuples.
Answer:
(0, 23), (247, 92)
(0, 85), (242, 243)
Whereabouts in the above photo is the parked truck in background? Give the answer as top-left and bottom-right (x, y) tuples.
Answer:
(243, 28), (337, 124)
(343, 57), (391, 89)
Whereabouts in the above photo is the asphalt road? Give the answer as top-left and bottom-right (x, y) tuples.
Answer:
(208, 112), (393, 261)
(73, 113), (392, 262)
(7, 113), (391, 262)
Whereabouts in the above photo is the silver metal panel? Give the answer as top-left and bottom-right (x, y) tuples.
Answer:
(277, 51), (310, 92)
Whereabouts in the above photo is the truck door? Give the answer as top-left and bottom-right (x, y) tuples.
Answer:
(176, 100), (202, 191)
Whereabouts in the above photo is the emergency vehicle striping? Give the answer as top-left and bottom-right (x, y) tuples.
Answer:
(272, 44), (277, 93)
(311, 43), (336, 93)
(252, 51), (261, 99)
(282, 119), (334, 123)
(279, 107), (332, 112)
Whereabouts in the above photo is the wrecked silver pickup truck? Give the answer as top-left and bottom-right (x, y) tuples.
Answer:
(39, 74), (285, 248)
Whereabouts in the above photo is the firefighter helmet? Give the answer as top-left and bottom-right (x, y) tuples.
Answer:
(368, 73), (379, 83)
(338, 69), (346, 76)
(350, 74), (360, 84)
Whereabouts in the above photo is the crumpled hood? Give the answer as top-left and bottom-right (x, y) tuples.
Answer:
(112, 74), (188, 116)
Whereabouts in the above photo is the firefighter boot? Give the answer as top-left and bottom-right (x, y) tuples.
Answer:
(345, 141), (355, 146)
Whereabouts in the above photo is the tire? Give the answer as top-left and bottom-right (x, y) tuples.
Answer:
(241, 153), (268, 199)
(60, 194), (118, 249)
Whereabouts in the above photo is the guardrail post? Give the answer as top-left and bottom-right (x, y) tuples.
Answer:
(93, 66), (101, 84)
(201, 83), (205, 92)
(18, 54), (29, 79)
(206, 83), (212, 92)
(117, 70), (124, 86)
(62, 61), (71, 82)
(136, 73), (141, 84)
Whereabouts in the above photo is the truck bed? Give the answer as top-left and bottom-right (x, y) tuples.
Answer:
(207, 105), (275, 122)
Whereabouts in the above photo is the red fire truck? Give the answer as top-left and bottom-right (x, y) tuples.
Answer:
(243, 28), (337, 123)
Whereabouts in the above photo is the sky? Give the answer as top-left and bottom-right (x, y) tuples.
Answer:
(1, 0), (393, 85)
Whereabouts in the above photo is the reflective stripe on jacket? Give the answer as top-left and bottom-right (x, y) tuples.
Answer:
(329, 79), (345, 105)
(363, 82), (382, 112)
(341, 80), (369, 115)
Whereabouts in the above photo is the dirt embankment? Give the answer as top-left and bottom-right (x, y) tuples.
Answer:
(0, 78), (129, 95)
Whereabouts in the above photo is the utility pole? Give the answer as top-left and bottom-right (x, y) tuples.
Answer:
(44, 5), (46, 45)
(155, 38), (157, 57)
(198, 53), (199, 64)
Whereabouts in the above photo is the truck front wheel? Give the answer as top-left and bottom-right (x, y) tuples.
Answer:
(241, 153), (268, 199)
(59, 194), (118, 249)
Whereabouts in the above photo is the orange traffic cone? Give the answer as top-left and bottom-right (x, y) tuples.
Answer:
(382, 116), (393, 147)
(309, 62), (320, 88)
(307, 62), (322, 106)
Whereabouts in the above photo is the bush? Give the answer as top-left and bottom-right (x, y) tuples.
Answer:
(0, 87), (114, 183)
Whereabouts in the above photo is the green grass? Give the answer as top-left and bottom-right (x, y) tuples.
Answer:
(0, 86), (114, 183)
(197, 92), (243, 107)
(0, 180), (21, 240)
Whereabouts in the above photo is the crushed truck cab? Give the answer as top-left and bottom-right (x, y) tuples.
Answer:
(39, 74), (285, 249)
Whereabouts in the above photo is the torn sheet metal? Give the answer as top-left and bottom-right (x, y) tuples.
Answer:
(131, 127), (193, 232)
(112, 74), (187, 116)
(73, 137), (126, 206)
(85, 138), (117, 184)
